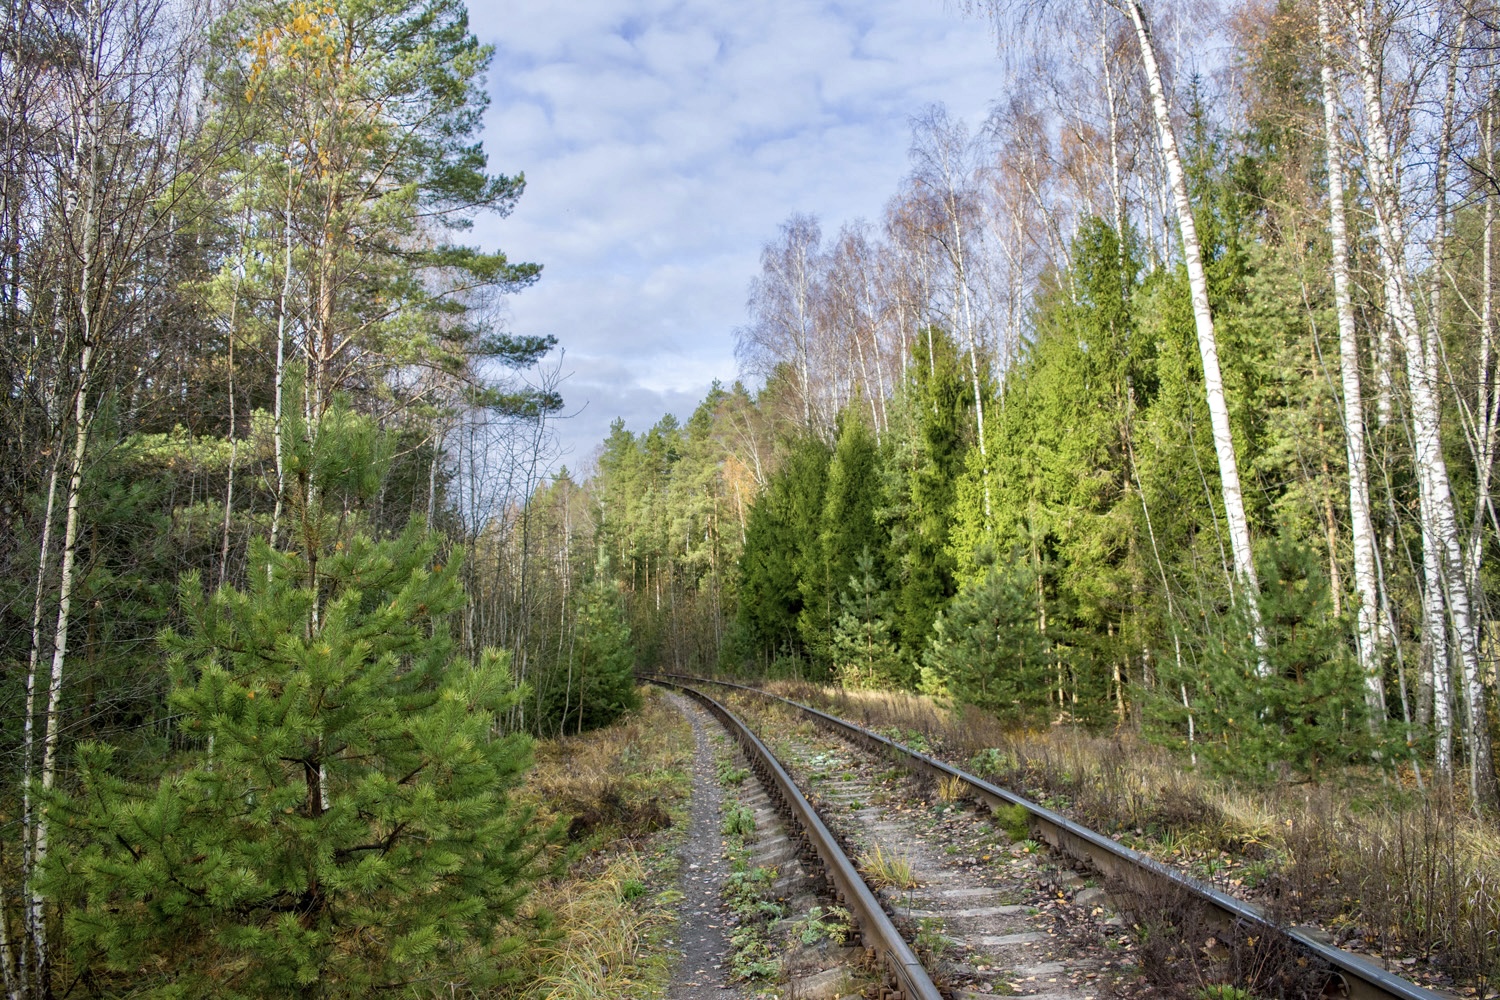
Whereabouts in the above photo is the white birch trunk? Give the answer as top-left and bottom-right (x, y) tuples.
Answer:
(28, 9), (108, 974)
(1123, 0), (1265, 664)
(1318, 0), (1384, 724)
(268, 180), (294, 557)
(1470, 107), (1498, 595)
(30, 369), (91, 993)
(945, 190), (992, 524)
(1423, 517), (1454, 778)
(1350, 2), (1496, 805)
(19, 453), (59, 871)
(1099, 10), (1127, 257)
(218, 209), (248, 587)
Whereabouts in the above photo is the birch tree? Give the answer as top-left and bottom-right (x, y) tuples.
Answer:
(1317, 0), (1385, 726)
(1115, 0), (1266, 653)
(909, 107), (994, 525)
(16, 0), (207, 990)
(974, 0), (1266, 660)
(1345, 0), (1495, 805)
(737, 215), (829, 437)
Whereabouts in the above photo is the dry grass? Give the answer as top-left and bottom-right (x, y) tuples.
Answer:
(497, 687), (694, 999)
(522, 690), (690, 845)
(1269, 788), (1500, 990)
(858, 842), (919, 890)
(510, 851), (672, 1000)
(759, 678), (1500, 995)
(937, 773), (967, 803)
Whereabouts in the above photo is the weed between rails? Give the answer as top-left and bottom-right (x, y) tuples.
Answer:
(722, 801), (756, 838)
(723, 854), (785, 981)
(499, 687), (692, 1000)
(857, 842), (919, 890)
(714, 739), (858, 989)
(762, 679), (1500, 996)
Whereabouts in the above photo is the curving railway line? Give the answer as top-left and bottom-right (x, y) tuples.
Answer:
(647, 673), (1452, 1000)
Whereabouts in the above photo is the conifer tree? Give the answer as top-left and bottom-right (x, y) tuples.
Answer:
(831, 549), (905, 689)
(562, 577), (640, 735)
(883, 329), (969, 660)
(46, 519), (550, 997)
(924, 557), (1051, 726)
(1164, 536), (1379, 781)
(730, 434), (830, 673)
(819, 416), (888, 639)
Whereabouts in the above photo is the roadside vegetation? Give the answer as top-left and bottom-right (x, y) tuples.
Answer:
(500, 687), (695, 1000)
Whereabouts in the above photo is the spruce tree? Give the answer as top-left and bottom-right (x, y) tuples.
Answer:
(816, 416), (888, 663)
(885, 328), (969, 662)
(924, 557), (1052, 727)
(732, 434), (829, 673)
(831, 549), (905, 689)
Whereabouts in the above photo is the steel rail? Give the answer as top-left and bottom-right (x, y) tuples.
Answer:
(651, 676), (942, 1000)
(660, 673), (1451, 1000)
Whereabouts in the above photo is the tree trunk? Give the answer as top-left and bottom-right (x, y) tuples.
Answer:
(1123, 0), (1265, 664)
(31, 341), (93, 1000)
(219, 210), (248, 587)
(1318, 0), (1385, 725)
(268, 181), (294, 557)
(1349, 1), (1495, 806)
(1469, 104), (1498, 595)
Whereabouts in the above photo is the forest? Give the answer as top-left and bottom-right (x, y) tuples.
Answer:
(580, 0), (1500, 804)
(2, 0), (1498, 996)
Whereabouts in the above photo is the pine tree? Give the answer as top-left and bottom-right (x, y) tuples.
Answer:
(46, 524), (552, 998)
(1163, 536), (1381, 781)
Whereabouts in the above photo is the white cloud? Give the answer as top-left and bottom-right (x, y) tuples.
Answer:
(466, 0), (1008, 464)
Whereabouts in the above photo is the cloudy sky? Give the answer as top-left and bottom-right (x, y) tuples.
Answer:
(465, 1), (1009, 470)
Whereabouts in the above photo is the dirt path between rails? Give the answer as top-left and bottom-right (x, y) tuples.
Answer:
(664, 692), (751, 1000)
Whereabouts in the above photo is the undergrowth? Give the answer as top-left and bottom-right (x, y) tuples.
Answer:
(498, 686), (692, 999)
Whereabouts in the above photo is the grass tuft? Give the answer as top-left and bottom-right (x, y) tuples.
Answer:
(858, 842), (918, 890)
(936, 774), (967, 803)
(992, 803), (1030, 843)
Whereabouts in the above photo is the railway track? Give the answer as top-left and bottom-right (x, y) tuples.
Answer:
(648, 674), (1452, 1000)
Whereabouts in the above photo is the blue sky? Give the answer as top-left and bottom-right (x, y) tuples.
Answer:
(466, 1), (1008, 470)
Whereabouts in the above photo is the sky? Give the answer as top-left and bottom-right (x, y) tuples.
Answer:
(465, 1), (1009, 472)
